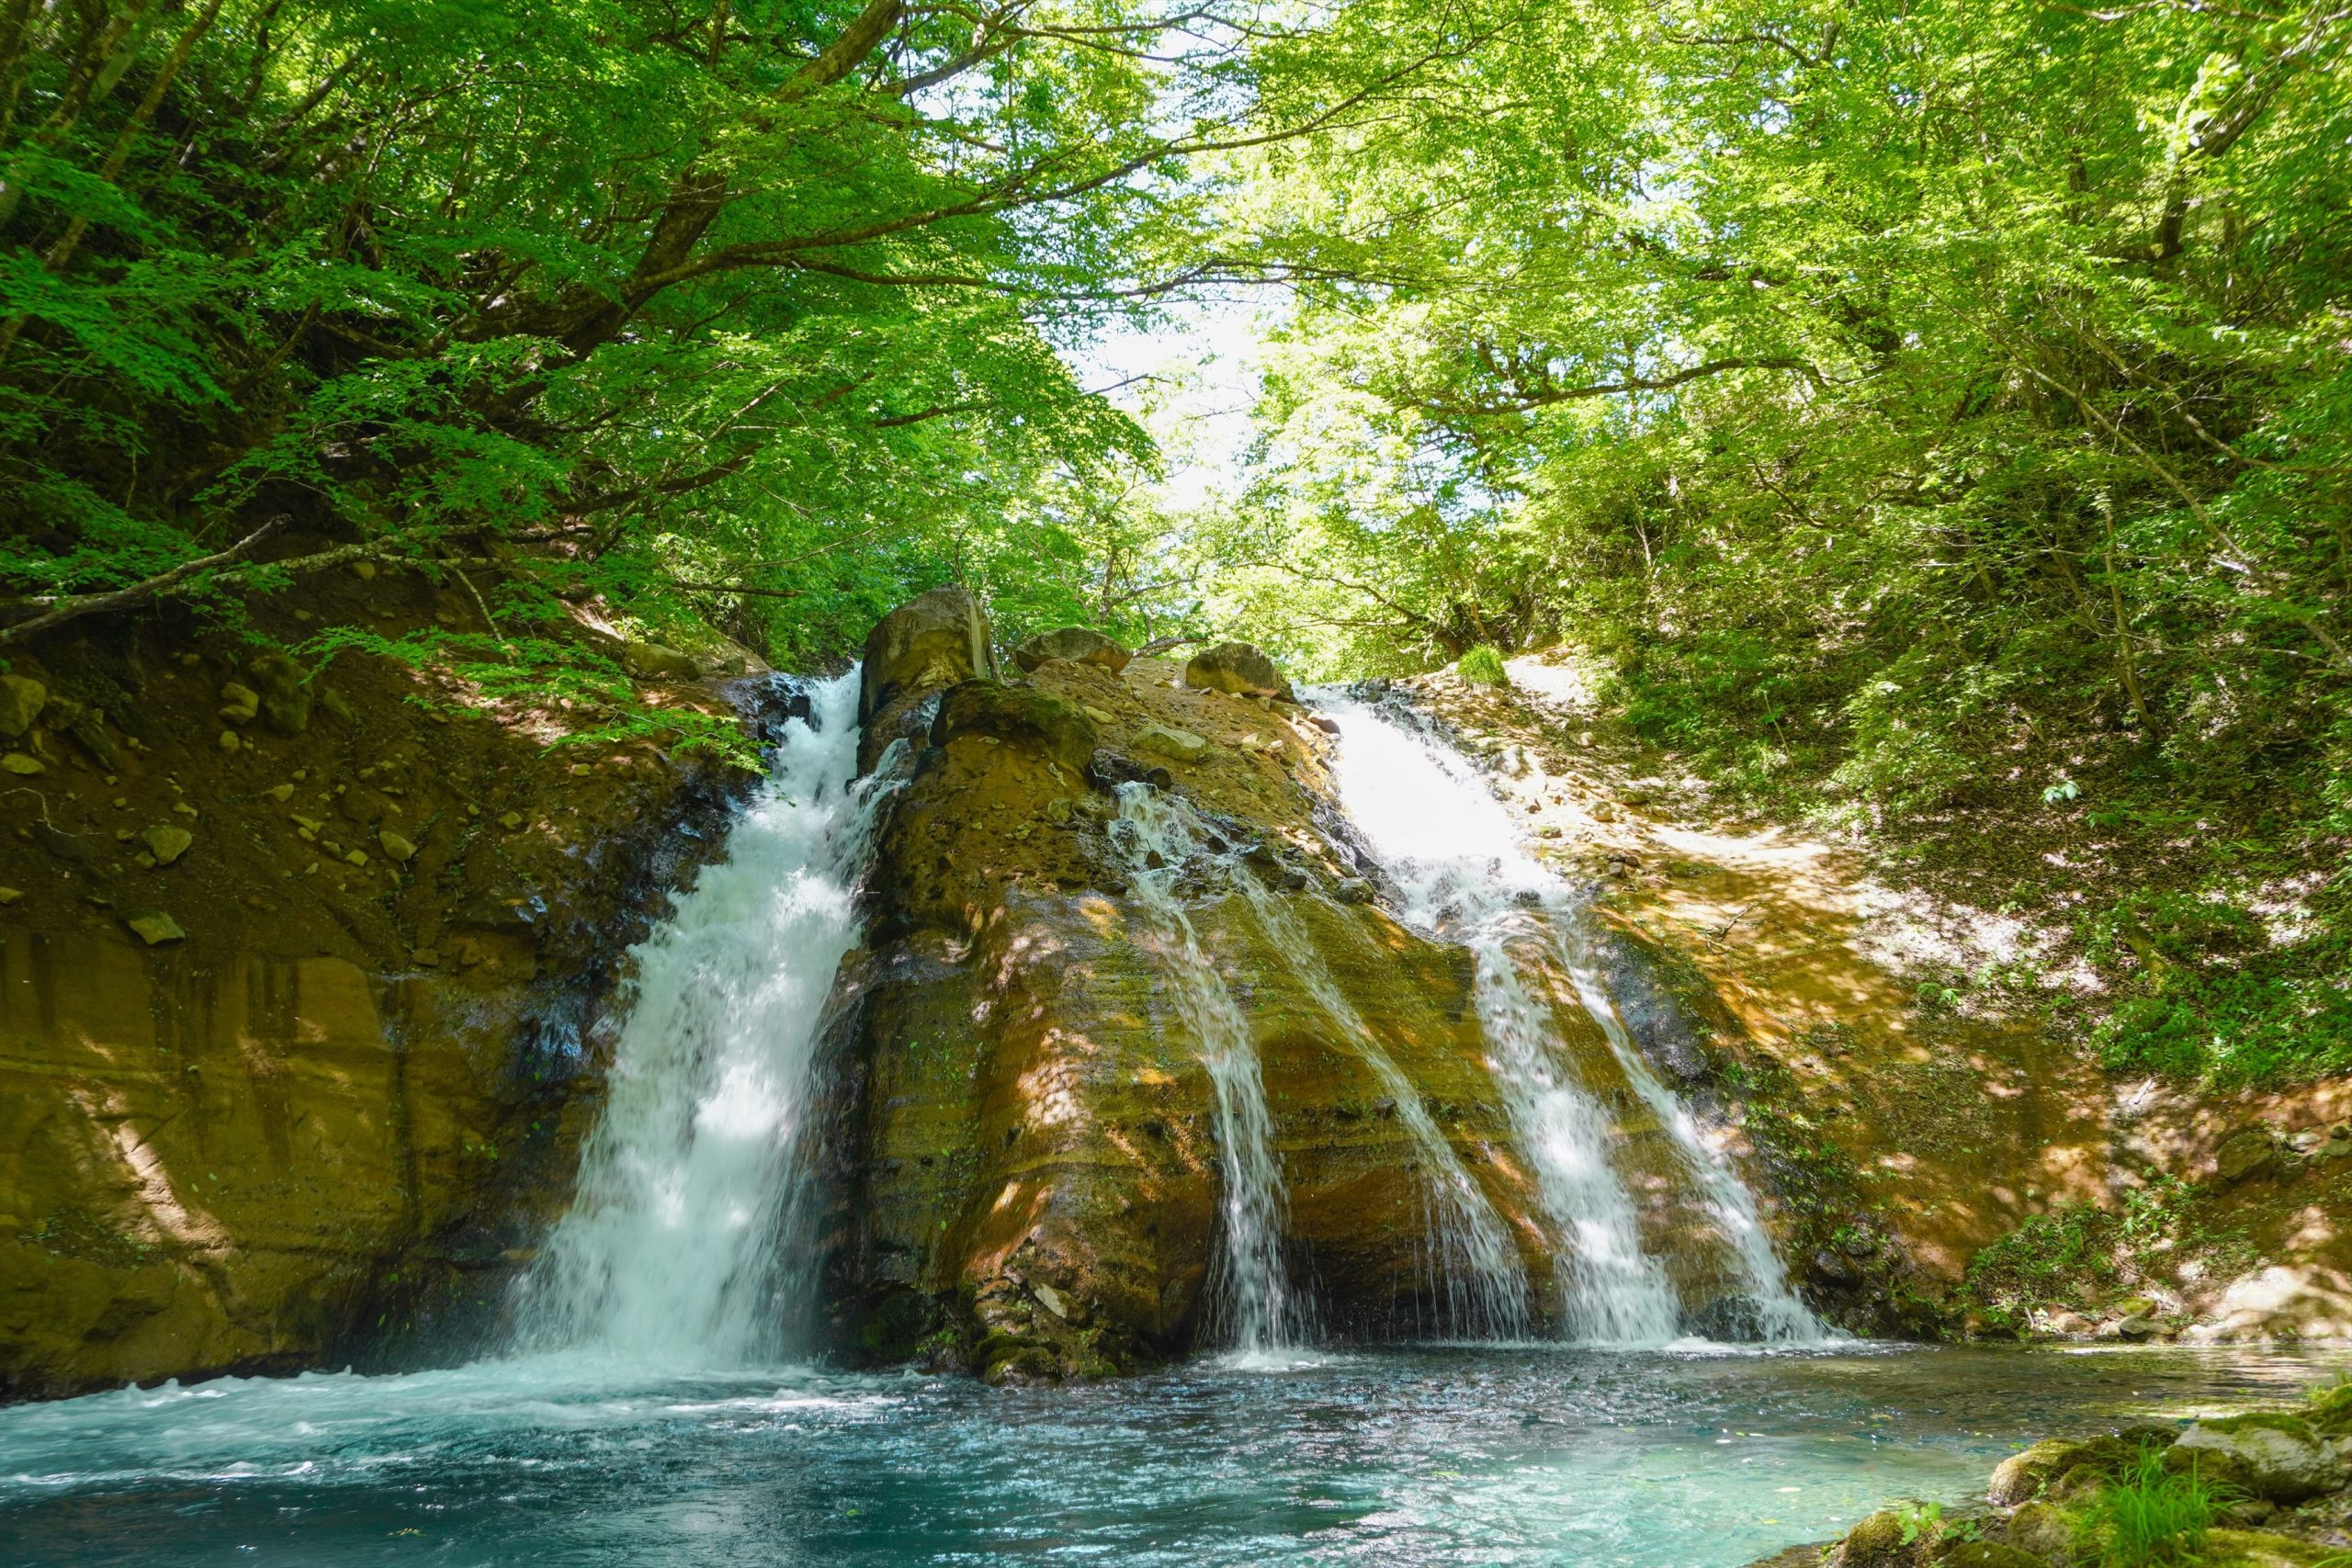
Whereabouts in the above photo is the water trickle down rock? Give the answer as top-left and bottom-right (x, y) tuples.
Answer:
(1316, 694), (1820, 1344)
(818, 627), (1555, 1376)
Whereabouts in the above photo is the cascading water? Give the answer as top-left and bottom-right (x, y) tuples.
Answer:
(1317, 693), (1820, 1344)
(1110, 783), (1300, 1351)
(515, 669), (899, 1363)
(1227, 872), (1532, 1338)
(1113, 782), (1531, 1343)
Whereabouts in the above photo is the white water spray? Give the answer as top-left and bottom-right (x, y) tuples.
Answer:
(1111, 784), (1301, 1352)
(517, 670), (899, 1364)
(1317, 694), (1820, 1344)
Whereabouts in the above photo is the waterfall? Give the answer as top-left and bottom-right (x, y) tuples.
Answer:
(1226, 876), (1532, 1338)
(1317, 694), (1820, 1344)
(1111, 784), (1302, 1352)
(515, 669), (898, 1364)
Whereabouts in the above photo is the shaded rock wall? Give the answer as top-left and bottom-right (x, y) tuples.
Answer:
(0, 572), (770, 1401)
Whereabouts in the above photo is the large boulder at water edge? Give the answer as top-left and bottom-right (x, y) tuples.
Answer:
(1012, 626), (1131, 674)
(2168, 1415), (2348, 1502)
(860, 585), (997, 724)
(813, 625), (1808, 1385)
(1184, 640), (1295, 703)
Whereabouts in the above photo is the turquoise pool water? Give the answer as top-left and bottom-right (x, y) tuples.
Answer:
(1, 1342), (2341, 1566)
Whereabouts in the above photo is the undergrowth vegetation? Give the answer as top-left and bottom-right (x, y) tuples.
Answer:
(2071, 1445), (2233, 1568)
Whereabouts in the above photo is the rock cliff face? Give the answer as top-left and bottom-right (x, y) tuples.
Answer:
(0, 569), (764, 1401)
(808, 596), (1796, 1382)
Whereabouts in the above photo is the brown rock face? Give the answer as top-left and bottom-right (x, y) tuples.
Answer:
(814, 651), (1779, 1381)
(0, 572), (764, 1402)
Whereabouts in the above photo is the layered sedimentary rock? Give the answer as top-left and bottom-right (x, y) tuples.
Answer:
(0, 570), (763, 1400)
(814, 596), (1784, 1381)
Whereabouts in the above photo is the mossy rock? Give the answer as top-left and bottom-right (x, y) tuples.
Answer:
(2199, 1529), (2342, 1567)
(2308, 1378), (2352, 1437)
(1989, 1439), (2086, 1505)
(1834, 1510), (1915, 1567)
(2169, 1414), (2346, 1502)
(857, 1290), (942, 1362)
(2001, 1500), (2069, 1562)
(245, 650), (313, 735)
(1932, 1543), (2045, 1568)
(929, 681), (1098, 775)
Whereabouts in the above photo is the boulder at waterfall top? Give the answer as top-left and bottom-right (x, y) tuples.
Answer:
(1183, 641), (1296, 703)
(857, 584), (999, 770)
(1012, 626), (1132, 674)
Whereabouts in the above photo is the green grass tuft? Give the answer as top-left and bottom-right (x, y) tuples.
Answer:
(2071, 1444), (2234, 1567)
(1457, 645), (1509, 685)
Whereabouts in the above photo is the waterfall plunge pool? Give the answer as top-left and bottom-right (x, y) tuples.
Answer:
(2, 1342), (2344, 1566)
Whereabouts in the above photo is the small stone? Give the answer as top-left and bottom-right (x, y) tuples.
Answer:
(379, 829), (416, 863)
(1134, 724), (1208, 763)
(1032, 1281), (1074, 1320)
(1332, 877), (1374, 904)
(218, 682), (260, 724)
(413, 948), (438, 966)
(570, 762), (592, 777)
(499, 811), (523, 829)
(1080, 705), (1115, 725)
(0, 674), (46, 738)
(2118, 1314), (2158, 1341)
(173, 801), (197, 818)
(1046, 796), (1074, 824)
(351, 560), (377, 581)
(125, 910), (186, 945)
(264, 783), (294, 802)
(0, 886), (19, 904)
(218, 730), (241, 752)
(141, 825), (193, 864)
(2214, 1128), (2280, 1188)
(1, 752), (42, 774)
(292, 769), (309, 781)
(345, 849), (368, 867)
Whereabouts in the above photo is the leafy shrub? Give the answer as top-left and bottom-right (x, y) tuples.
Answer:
(1457, 645), (1509, 685)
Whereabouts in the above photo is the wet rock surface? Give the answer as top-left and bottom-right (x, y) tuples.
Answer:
(811, 638), (1804, 1382)
(0, 566), (766, 1401)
